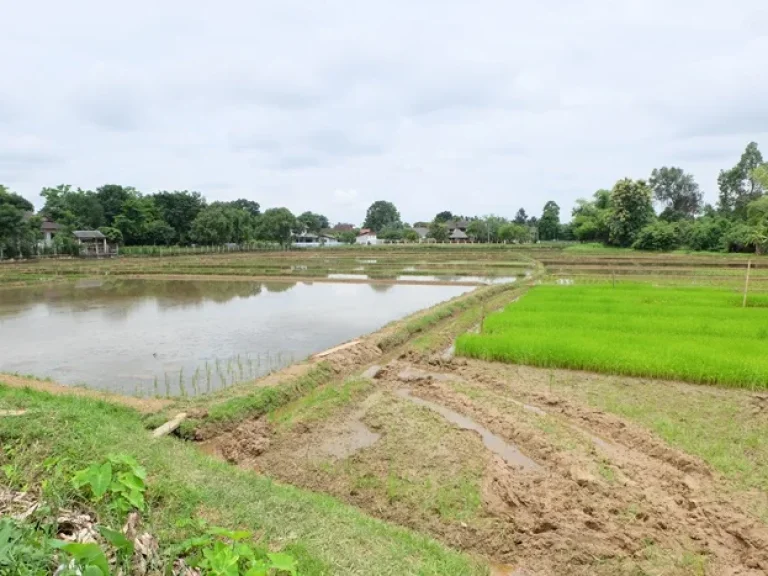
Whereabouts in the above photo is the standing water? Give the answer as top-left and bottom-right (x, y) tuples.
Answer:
(0, 279), (471, 396)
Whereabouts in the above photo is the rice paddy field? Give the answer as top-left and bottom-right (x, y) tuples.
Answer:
(456, 283), (768, 389)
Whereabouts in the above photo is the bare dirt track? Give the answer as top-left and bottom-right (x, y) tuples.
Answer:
(208, 354), (768, 576)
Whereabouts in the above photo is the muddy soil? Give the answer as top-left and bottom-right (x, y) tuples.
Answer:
(202, 357), (768, 574)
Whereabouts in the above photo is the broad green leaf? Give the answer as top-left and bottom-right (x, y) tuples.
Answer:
(268, 552), (298, 575)
(209, 526), (251, 541)
(56, 542), (110, 575)
(84, 566), (105, 576)
(116, 471), (145, 492)
(98, 526), (134, 555)
(91, 462), (113, 500)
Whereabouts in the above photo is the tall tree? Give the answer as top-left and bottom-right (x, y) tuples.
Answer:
(434, 211), (453, 223)
(608, 179), (654, 247)
(649, 167), (702, 221)
(538, 201), (561, 241)
(96, 184), (135, 225)
(363, 201), (401, 232)
(257, 207), (297, 247)
(0, 185), (33, 212)
(428, 221), (449, 242)
(227, 199), (261, 217)
(717, 142), (764, 219)
(513, 208), (528, 225)
(40, 185), (104, 229)
(297, 211), (329, 233)
(153, 190), (206, 244)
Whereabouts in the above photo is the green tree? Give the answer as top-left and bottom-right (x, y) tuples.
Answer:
(632, 221), (680, 251)
(434, 211), (453, 223)
(649, 167), (702, 220)
(190, 205), (233, 245)
(538, 201), (561, 241)
(498, 223), (529, 243)
(717, 142), (764, 219)
(113, 196), (165, 245)
(338, 230), (358, 244)
(0, 185), (33, 212)
(428, 222), (449, 242)
(513, 208), (528, 225)
(466, 220), (487, 242)
(403, 229), (420, 242)
(363, 201), (401, 232)
(226, 199), (261, 217)
(153, 190), (206, 244)
(96, 184), (135, 225)
(608, 179), (654, 247)
(257, 207), (297, 247)
(40, 184), (104, 228)
(98, 226), (124, 245)
(297, 211), (329, 234)
(378, 225), (405, 241)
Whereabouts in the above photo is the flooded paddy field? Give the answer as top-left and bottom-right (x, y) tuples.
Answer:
(0, 278), (470, 395)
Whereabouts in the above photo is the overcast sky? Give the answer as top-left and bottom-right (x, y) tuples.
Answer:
(2, 1), (767, 225)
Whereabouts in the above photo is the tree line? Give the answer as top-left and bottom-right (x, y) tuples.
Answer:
(0, 184), (334, 258)
(1, 140), (766, 258)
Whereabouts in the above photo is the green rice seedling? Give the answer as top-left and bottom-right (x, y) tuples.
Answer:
(456, 283), (768, 389)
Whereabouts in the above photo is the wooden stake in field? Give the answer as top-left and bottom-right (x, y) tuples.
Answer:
(743, 259), (752, 308)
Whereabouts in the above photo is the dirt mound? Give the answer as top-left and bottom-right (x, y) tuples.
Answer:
(216, 419), (272, 464)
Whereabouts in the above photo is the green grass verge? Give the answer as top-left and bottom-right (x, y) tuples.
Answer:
(376, 283), (522, 352)
(179, 362), (336, 438)
(0, 384), (486, 575)
(456, 284), (768, 389)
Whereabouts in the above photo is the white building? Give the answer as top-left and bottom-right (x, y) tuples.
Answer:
(292, 232), (342, 248)
(356, 230), (378, 245)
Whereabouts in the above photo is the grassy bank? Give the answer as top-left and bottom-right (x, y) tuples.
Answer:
(457, 284), (768, 389)
(0, 383), (486, 575)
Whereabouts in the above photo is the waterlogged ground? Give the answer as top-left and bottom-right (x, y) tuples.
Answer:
(0, 279), (470, 395)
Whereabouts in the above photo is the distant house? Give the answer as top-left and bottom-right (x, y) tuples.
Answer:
(446, 220), (469, 233)
(41, 219), (61, 246)
(356, 229), (378, 245)
(413, 227), (429, 241)
(449, 228), (469, 243)
(331, 223), (355, 232)
(73, 230), (112, 256)
(292, 232), (341, 247)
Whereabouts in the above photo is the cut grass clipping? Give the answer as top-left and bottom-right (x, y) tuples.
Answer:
(456, 284), (768, 389)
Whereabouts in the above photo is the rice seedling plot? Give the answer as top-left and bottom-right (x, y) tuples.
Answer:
(456, 284), (768, 389)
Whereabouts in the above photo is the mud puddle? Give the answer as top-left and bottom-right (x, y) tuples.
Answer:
(395, 389), (542, 472)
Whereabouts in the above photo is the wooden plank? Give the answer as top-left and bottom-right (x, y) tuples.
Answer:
(151, 413), (188, 438)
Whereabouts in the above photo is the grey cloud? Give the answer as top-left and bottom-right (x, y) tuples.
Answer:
(0, 149), (60, 178)
(305, 129), (384, 157)
(271, 155), (324, 171)
(76, 90), (144, 132)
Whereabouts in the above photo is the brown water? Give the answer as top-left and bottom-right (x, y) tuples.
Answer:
(395, 389), (542, 472)
(0, 279), (471, 396)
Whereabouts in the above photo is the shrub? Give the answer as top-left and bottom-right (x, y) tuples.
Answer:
(631, 221), (680, 251)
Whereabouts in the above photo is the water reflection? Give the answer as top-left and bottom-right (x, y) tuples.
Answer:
(0, 279), (471, 396)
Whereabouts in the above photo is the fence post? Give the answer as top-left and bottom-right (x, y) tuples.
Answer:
(743, 259), (752, 308)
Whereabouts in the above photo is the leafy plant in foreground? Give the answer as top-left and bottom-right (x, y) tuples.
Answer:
(71, 454), (147, 514)
(175, 523), (298, 576)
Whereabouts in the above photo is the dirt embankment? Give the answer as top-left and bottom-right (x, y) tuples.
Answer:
(215, 354), (768, 576)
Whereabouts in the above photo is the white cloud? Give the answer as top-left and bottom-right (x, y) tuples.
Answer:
(1, 0), (766, 221)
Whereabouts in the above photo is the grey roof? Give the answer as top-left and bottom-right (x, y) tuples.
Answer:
(450, 228), (468, 239)
(73, 230), (106, 240)
(446, 220), (469, 230)
(42, 220), (61, 231)
(413, 227), (429, 238)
